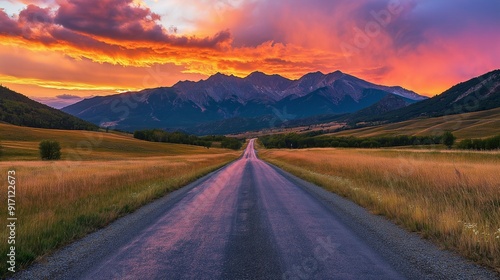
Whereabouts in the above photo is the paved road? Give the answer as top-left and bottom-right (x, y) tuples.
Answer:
(14, 139), (497, 279)
(85, 139), (401, 280)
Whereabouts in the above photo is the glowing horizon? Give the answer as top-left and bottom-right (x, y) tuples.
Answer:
(1, 0), (499, 107)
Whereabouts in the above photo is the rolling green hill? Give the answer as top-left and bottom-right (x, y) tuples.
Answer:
(0, 86), (97, 130)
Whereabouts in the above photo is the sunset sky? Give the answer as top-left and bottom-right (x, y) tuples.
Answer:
(1, 0), (499, 107)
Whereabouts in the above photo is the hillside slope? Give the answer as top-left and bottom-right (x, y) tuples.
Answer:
(363, 70), (500, 124)
(0, 86), (97, 130)
(341, 93), (415, 124)
(0, 123), (230, 160)
(328, 107), (500, 139)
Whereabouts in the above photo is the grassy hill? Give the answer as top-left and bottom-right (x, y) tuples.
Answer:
(0, 123), (230, 161)
(356, 69), (500, 124)
(0, 86), (97, 130)
(327, 107), (500, 139)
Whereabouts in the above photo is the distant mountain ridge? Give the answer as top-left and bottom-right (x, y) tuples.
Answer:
(342, 94), (415, 124)
(172, 70), (424, 107)
(0, 86), (97, 130)
(62, 70), (425, 134)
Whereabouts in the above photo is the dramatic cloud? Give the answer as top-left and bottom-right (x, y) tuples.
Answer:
(53, 0), (231, 47)
(189, 0), (500, 93)
(0, 0), (499, 99)
(3, 1), (233, 48)
(0, 8), (22, 35)
(55, 0), (164, 40)
(19, 4), (53, 24)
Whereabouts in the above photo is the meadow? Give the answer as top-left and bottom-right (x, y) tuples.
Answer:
(0, 124), (240, 275)
(0, 123), (226, 161)
(259, 146), (500, 272)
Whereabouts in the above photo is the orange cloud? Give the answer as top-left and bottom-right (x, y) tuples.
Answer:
(0, 2), (344, 88)
(1, 0), (499, 99)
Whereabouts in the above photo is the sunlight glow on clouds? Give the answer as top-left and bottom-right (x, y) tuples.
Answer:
(0, 0), (499, 99)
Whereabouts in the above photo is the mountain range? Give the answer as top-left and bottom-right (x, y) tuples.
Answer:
(2, 69), (497, 136)
(62, 71), (425, 134)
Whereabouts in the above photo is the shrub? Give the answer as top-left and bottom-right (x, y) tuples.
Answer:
(457, 139), (472, 150)
(442, 131), (456, 149)
(221, 138), (243, 150)
(204, 141), (212, 149)
(360, 140), (380, 148)
(39, 140), (61, 160)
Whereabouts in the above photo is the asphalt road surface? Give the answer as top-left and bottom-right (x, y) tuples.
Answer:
(14, 139), (497, 280)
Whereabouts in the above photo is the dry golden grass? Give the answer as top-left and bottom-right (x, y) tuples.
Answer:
(0, 123), (230, 160)
(328, 107), (500, 139)
(0, 123), (243, 276)
(0, 153), (239, 275)
(259, 147), (500, 272)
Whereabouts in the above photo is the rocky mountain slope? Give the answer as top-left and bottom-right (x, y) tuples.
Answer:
(62, 71), (424, 134)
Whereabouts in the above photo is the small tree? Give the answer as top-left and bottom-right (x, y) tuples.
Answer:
(39, 140), (61, 160)
(442, 131), (456, 149)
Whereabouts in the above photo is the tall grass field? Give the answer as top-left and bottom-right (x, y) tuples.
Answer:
(0, 124), (240, 275)
(259, 146), (500, 272)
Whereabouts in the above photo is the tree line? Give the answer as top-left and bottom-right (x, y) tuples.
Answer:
(259, 133), (449, 149)
(457, 135), (500, 150)
(133, 129), (243, 150)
